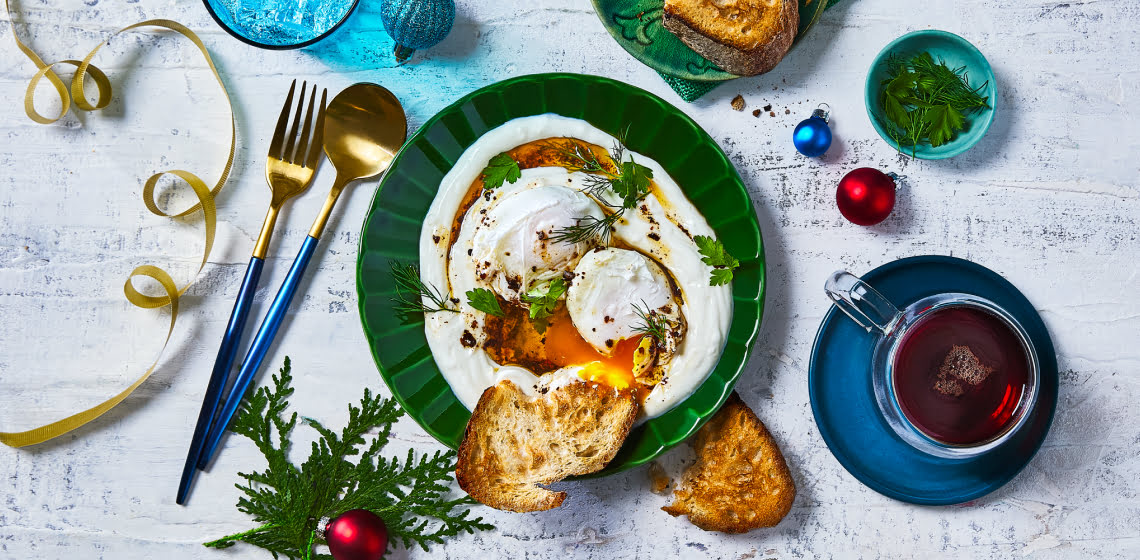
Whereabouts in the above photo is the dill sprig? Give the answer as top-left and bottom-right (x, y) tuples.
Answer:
(540, 140), (616, 200)
(203, 358), (493, 558)
(548, 212), (623, 244)
(389, 260), (456, 316)
(541, 130), (652, 244)
(632, 300), (671, 340)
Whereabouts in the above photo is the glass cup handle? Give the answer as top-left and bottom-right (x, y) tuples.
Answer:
(824, 270), (903, 335)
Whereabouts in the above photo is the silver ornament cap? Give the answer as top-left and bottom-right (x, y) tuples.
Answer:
(812, 103), (831, 123)
(315, 516), (332, 539)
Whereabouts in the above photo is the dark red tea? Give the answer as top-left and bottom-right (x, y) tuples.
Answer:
(892, 305), (1030, 445)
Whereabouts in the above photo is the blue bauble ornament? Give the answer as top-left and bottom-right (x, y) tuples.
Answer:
(380, 0), (456, 63)
(792, 104), (833, 157)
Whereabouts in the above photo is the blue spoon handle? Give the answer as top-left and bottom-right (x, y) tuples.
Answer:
(198, 235), (320, 467)
(176, 256), (264, 505)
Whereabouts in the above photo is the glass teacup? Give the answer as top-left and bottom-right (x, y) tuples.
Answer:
(825, 270), (1040, 459)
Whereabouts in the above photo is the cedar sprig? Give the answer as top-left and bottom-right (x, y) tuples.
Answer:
(204, 358), (493, 559)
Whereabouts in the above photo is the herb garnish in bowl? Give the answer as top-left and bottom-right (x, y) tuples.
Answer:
(875, 52), (991, 158)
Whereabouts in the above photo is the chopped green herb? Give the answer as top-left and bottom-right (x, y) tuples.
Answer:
(544, 130), (652, 242)
(465, 288), (504, 317)
(876, 52), (990, 157)
(390, 260), (456, 316)
(612, 160), (654, 209)
(694, 235), (740, 287)
(709, 268), (735, 287)
(548, 212), (623, 245)
(632, 300), (671, 340)
(521, 278), (566, 321)
(480, 152), (521, 189)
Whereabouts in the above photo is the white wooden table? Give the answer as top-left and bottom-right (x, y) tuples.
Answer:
(2, 0), (1137, 558)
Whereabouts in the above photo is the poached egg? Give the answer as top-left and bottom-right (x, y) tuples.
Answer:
(566, 247), (679, 355)
(469, 183), (603, 301)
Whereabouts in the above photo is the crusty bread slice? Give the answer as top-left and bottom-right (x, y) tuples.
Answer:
(663, 0), (798, 76)
(456, 380), (639, 512)
(662, 392), (795, 533)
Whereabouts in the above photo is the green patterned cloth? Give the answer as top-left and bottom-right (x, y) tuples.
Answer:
(661, 0), (844, 102)
(659, 73), (722, 102)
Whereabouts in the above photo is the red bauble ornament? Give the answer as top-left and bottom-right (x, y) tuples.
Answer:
(323, 509), (389, 560)
(836, 167), (898, 226)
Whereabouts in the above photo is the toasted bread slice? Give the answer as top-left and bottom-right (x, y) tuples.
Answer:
(663, 0), (798, 76)
(456, 380), (639, 512)
(662, 392), (795, 533)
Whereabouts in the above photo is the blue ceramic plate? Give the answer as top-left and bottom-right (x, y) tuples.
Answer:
(808, 256), (1057, 505)
(864, 30), (997, 159)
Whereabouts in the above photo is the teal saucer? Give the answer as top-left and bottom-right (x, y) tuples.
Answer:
(864, 30), (997, 159)
(808, 256), (1057, 505)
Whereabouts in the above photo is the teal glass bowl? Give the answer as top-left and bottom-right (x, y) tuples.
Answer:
(864, 30), (997, 160)
(202, 0), (359, 49)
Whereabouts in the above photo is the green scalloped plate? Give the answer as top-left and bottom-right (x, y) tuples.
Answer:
(356, 73), (765, 474)
(591, 0), (831, 82)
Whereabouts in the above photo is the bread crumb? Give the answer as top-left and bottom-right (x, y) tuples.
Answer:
(648, 461), (671, 494)
(731, 95), (745, 111)
(752, 109), (761, 117)
(784, 108), (790, 114)
(769, 111), (776, 117)
(763, 104), (772, 112)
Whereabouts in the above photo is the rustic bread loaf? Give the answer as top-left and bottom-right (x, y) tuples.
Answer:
(662, 392), (795, 532)
(456, 380), (639, 512)
(663, 0), (799, 76)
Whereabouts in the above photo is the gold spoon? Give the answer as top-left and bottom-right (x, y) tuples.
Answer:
(309, 82), (408, 238)
(197, 83), (407, 466)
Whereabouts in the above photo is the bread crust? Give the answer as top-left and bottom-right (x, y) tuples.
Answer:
(456, 380), (639, 513)
(662, 392), (796, 533)
(663, 0), (798, 76)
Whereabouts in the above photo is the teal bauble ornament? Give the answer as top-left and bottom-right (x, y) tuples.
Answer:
(380, 0), (456, 63)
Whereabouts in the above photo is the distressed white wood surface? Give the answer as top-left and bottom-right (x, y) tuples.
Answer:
(1, 0), (1138, 558)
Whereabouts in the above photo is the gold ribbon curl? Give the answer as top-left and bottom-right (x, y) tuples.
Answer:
(0, 2), (235, 447)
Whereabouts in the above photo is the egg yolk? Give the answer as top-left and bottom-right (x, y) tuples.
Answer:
(543, 316), (642, 390)
(482, 304), (651, 401)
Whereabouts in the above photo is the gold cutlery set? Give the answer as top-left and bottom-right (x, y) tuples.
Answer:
(177, 80), (408, 504)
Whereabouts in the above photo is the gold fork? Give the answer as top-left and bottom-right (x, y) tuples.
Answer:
(176, 79), (326, 505)
(256, 80), (328, 258)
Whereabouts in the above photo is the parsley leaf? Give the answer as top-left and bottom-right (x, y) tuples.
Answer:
(923, 103), (965, 147)
(883, 71), (917, 98)
(709, 268), (735, 287)
(465, 288), (504, 317)
(480, 152), (521, 189)
(613, 159), (653, 209)
(521, 278), (566, 321)
(694, 235), (740, 286)
(882, 93), (911, 130)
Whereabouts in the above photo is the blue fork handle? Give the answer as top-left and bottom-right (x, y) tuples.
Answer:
(175, 256), (264, 505)
(198, 235), (321, 467)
